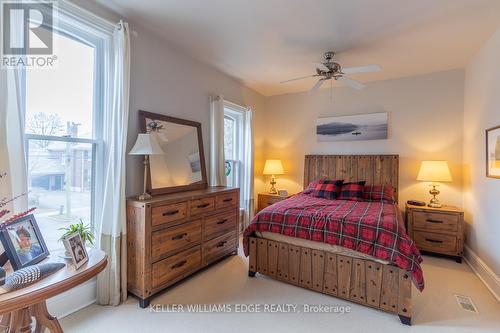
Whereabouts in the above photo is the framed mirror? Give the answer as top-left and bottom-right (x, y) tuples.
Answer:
(139, 110), (208, 195)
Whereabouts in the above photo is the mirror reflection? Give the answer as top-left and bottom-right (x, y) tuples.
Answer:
(146, 117), (202, 189)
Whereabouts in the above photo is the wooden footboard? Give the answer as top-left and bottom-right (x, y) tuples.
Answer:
(248, 237), (412, 325)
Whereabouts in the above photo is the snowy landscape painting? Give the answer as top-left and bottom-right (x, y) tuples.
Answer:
(316, 112), (388, 142)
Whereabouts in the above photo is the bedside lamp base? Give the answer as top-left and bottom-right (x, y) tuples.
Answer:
(268, 175), (277, 194)
(428, 183), (442, 208)
(137, 193), (152, 201)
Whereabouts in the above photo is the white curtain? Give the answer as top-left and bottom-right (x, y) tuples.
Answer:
(209, 96), (227, 187)
(96, 20), (131, 306)
(0, 65), (28, 218)
(241, 108), (254, 228)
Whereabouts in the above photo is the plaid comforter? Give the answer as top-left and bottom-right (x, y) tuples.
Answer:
(243, 193), (424, 291)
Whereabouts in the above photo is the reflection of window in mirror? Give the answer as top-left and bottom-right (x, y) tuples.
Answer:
(224, 103), (245, 207)
(146, 118), (202, 188)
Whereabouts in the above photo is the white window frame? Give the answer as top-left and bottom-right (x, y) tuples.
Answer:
(224, 101), (246, 208)
(23, 3), (113, 234)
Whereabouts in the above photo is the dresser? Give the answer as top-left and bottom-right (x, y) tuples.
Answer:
(127, 187), (240, 307)
(406, 203), (464, 263)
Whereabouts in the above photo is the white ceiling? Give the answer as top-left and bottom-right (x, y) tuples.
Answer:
(97, 0), (500, 96)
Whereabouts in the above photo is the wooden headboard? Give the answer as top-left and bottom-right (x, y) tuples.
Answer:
(304, 155), (399, 203)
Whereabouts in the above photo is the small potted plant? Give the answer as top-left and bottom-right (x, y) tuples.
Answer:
(59, 220), (95, 255)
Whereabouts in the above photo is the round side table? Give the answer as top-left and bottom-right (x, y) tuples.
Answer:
(0, 248), (107, 332)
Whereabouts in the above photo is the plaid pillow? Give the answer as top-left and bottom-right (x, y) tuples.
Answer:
(312, 179), (344, 200)
(363, 185), (395, 204)
(303, 180), (319, 194)
(338, 181), (366, 201)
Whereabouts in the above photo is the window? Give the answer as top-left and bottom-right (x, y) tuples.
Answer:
(24, 25), (105, 249)
(223, 102), (245, 207)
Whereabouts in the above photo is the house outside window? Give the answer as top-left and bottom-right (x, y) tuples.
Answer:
(24, 27), (105, 249)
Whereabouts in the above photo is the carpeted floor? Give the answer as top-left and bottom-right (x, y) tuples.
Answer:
(61, 246), (500, 333)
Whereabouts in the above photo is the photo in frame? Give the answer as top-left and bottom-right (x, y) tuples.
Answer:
(0, 214), (49, 270)
(62, 232), (88, 269)
(486, 125), (500, 178)
(316, 112), (388, 142)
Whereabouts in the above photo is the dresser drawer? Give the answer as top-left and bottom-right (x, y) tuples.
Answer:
(151, 219), (201, 261)
(412, 211), (458, 232)
(216, 192), (238, 210)
(152, 246), (201, 289)
(413, 231), (456, 253)
(152, 202), (188, 227)
(203, 232), (237, 265)
(190, 197), (215, 216)
(204, 211), (237, 240)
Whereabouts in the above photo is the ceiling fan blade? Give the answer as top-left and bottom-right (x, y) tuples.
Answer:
(280, 74), (318, 84)
(338, 76), (365, 90)
(314, 62), (330, 72)
(342, 64), (381, 74)
(310, 78), (327, 92)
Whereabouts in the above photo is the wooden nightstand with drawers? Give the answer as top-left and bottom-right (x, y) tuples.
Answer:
(257, 193), (291, 213)
(406, 203), (464, 263)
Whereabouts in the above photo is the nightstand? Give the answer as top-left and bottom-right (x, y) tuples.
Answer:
(406, 203), (464, 263)
(257, 193), (290, 213)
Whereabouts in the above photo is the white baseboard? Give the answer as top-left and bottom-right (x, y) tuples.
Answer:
(46, 278), (97, 319)
(463, 245), (500, 302)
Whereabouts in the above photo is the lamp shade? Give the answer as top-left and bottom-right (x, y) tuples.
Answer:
(416, 160), (452, 182)
(263, 159), (284, 175)
(129, 133), (164, 155)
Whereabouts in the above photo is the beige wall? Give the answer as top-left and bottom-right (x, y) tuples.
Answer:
(70, 0), (267, 197)
(125, 25), (266, 196)
(463, 28), (500, 274)
(256, 70), (465, 208)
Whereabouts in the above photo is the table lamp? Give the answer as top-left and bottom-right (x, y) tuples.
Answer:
(129, 133), (165, 200)
(263, 159), (284, 194)
(416, 160), (452, 208)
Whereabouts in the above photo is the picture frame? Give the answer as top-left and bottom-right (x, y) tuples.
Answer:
(316, 112), (388, 142)
(62, 232), (89, 269)
(486, 125), (500, 179)
(0, 214), (49, 271)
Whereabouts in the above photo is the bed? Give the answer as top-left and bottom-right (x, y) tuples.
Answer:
(243, 155), (423, 325)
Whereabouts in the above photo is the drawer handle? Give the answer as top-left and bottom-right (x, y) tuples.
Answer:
(425, 238), (443, 244)
(216, 241), (227, 248)
(267, 202), (274, 205)
(197, 203), (210, 209)
(222, 198), (233, 202)
(216, 219), (228, 225)
(162, 210), (179, 216)
(426, 219), (443, 224)
(171, 260), (187, 269)
(171, 232), (188, 241)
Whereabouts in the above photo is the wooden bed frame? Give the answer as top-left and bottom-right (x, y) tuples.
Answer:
(248, 155), (413, 325)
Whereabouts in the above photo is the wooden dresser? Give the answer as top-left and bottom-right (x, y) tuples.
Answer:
(406, 203), (464, 263)
(127, 187), (239, 307)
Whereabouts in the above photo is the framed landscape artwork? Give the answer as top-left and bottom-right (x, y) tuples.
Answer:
(486, 125), (500, 178)
(316, 112), (388, 142)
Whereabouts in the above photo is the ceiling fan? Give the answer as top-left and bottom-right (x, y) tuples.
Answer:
(280, 51), (381, 92)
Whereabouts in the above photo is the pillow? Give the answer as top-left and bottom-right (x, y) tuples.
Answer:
(363, 185), (396, 204)
(338, 181), (366, 201)
(312, 179), (344, 200)
(303, 180), (319, 194)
